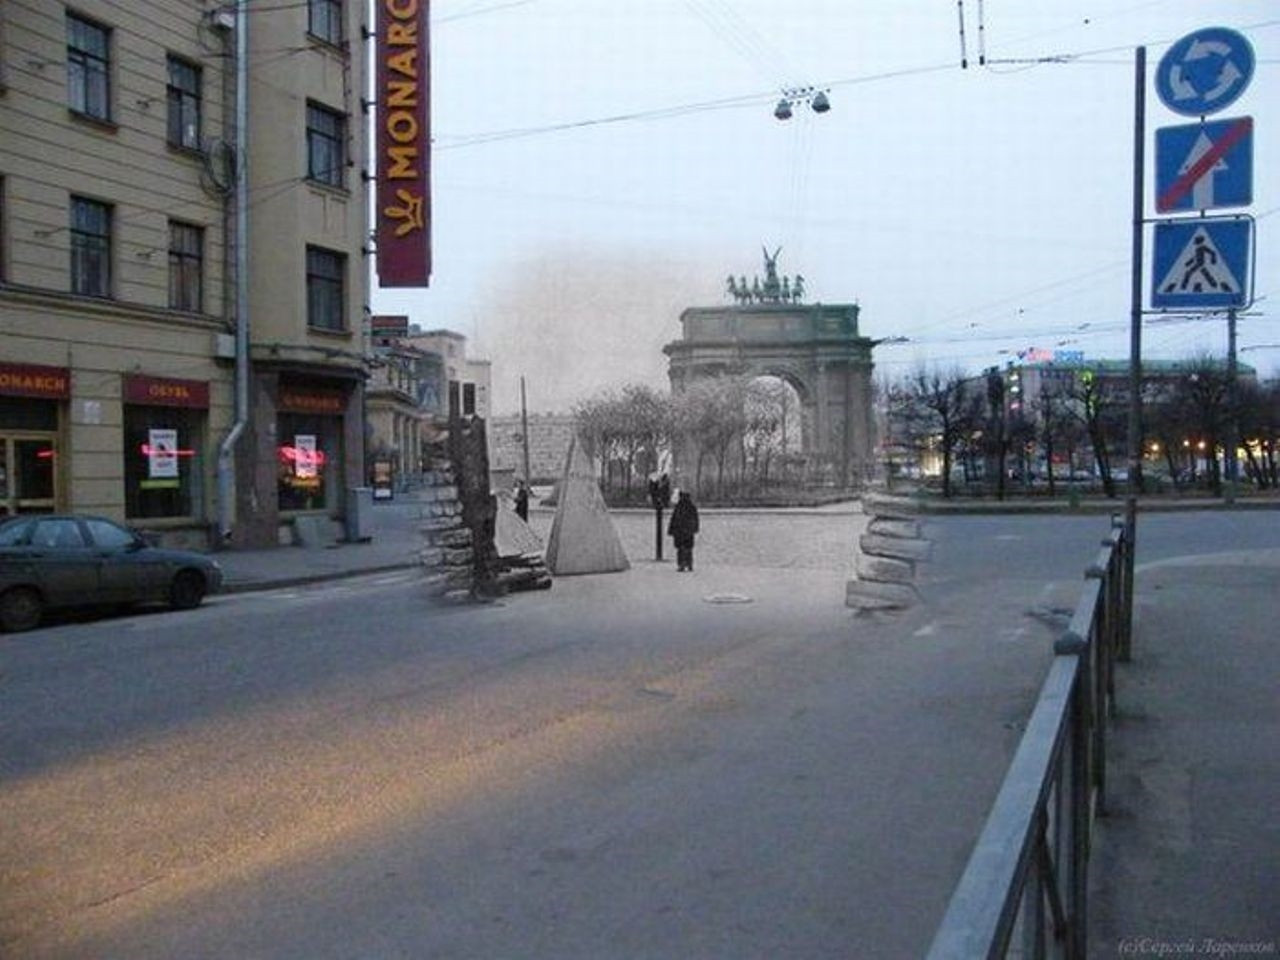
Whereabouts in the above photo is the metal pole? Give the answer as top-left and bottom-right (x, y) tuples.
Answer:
(1125, 47), (1145, 604)
(215, 0), (250, 544)
(1225, 308), (1238, 502)
(520, 375), (531, 483)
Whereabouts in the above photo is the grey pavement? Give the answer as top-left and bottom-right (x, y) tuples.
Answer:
(1087, 547), (1280, 956)
(197, 495), (1277, 955)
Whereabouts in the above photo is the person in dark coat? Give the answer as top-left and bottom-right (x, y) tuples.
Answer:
(513, 479), (530, 522)
(667, 490), (700, 572)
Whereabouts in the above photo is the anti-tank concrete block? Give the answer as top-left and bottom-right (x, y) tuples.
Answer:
(867, 517), (922, 540)
(860, 533), (932, 562)
(432, 527), (473, 548)
(845, 578), (920, 609)
(442, 546), (474, 566)
(855, 552), (915, 583)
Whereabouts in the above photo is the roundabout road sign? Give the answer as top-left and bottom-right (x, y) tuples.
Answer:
(1156, 27), (1255, 117)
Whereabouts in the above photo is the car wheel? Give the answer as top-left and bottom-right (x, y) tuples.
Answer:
(168, 570), (207, 610)
(0, 587), (44, 633)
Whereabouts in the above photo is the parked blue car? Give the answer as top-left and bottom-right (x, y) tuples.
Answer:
(0, 514), (222, 632)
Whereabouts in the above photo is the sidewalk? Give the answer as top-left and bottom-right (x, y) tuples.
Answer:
(210, 493), (1279, 595)
(1088, 548), (1280, 955)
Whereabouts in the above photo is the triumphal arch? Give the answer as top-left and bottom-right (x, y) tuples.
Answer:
(663, 250), (877, 488)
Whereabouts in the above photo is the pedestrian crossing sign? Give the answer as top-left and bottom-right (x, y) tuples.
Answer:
(1151, 218), (1252, 310)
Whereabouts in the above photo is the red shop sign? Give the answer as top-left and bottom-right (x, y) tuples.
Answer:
(278, 388), (345, 416)
(0, 362), (71, 399)
(123, 374), (210, 409)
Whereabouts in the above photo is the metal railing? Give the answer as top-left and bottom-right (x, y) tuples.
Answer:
(926, 510), (1134, 959)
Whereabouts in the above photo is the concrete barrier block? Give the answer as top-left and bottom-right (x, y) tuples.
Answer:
(860, 533), (932, 562)
(419, 547), (444, 567)
(856, 552), (915, 583)
(442, 546), (474, 566)
(846, 578), (920, 610)
(867, 517), (923, 540)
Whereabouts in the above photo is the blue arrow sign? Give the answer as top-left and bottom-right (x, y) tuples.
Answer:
(1151, 218), (1252, 309)
(1156, 117), (1253, 213)
(1156, 27), (1255, 117)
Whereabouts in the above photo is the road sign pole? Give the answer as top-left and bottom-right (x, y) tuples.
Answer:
(1128, 46), (1146, 501)
(1225, 307), (1239, 503)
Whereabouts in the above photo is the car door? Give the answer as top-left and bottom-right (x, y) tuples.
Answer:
(25, 518), (99, 607)
(85, 517), (166, 603)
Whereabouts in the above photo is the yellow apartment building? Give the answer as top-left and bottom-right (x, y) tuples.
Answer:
(0, 0), (370, 548)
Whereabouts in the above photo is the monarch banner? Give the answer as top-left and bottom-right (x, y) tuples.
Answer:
(376, 0), (431, 287)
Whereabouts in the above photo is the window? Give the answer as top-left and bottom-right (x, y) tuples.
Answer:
(463, 383), (477, 416)
(306, 102), (345, 187)
(166, 56), (201, 150)
(308, 0), (343, 46)
(277, 413), (340, 512)
(168, 221), (203, 311)
(85, 518), (136, 549)
(70, 197), (111, 297)
(306, 247), (345, 331)
(67, 13), (110, 121)
(124, 407), (201, 519)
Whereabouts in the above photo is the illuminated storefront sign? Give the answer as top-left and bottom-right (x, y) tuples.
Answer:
(123, 374), (210, 408)
(0, 363), (70, 399)
(376, 0), (432, 287)
(278, 388), (346, 415)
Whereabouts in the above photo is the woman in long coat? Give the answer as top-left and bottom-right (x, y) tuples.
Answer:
(667, 490), (700, 572)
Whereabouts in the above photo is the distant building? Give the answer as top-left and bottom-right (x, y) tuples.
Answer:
(402, 327), (492, 421)
(1001, 357), (1258, 417)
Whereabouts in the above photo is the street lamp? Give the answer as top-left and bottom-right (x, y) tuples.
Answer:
(773, 86), (832, 121)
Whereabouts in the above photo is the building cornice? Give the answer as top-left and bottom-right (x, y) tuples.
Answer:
(0, 283), (225, 332)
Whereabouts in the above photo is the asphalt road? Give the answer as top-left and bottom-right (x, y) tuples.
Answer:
(1, 509), (1274, 959)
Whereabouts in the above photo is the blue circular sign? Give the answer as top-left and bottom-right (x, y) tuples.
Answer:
(1156, 27), (1255, 117)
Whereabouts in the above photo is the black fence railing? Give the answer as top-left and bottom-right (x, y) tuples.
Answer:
(926, 510), (1134, 958)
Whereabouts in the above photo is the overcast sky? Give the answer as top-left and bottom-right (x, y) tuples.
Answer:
(370, 0), (1279, 415)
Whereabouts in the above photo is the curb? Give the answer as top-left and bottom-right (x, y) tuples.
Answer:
(219, 561), (421, 595)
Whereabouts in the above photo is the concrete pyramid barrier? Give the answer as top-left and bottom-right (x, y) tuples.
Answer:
(545, 437), (630, 575)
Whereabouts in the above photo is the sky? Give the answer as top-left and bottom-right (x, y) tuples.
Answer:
(370, 0), (1280, 416)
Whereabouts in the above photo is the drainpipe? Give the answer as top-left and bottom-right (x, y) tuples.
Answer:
(216, 0), (249, 542)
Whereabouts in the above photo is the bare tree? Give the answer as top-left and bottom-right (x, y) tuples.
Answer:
(897, 366), (980, 499)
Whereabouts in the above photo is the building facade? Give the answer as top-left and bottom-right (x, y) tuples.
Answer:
(0, 0), (370, 547)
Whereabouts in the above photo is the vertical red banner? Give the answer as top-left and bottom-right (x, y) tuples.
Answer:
(376, 0), (431, 287)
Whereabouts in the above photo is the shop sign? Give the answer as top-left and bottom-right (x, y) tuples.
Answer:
(123, 374), (210, 409)
(0, 362), (71, 399)
(295, 435), (319, 479)
(371, 314), (410, 339)
(147, 428), (180, 480)
(373, 458), (394, 499)
(376, 0), (432, 287)
(278, 388), (345, 415)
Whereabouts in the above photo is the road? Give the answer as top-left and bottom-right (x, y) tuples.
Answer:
(1, 509), (1274, 959)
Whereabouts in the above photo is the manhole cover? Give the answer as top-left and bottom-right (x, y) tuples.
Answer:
(703, 593), (753, 604)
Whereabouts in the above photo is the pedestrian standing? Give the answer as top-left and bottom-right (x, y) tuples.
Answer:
(667, 490), (700, 572)
(513, 479), (530, 522)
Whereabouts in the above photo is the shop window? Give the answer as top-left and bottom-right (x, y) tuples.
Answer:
(67, 13), (111, 121)
(123, 406), (201, 519)
(306, 246), (345, 331)
(277, 413), (340, 512)
(70, 196), (111, 297)
(306, 102), (345, 187)
(168, 220), (203, 311)
(166, 55), (201, 150)
(308, 0), (343, 46)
